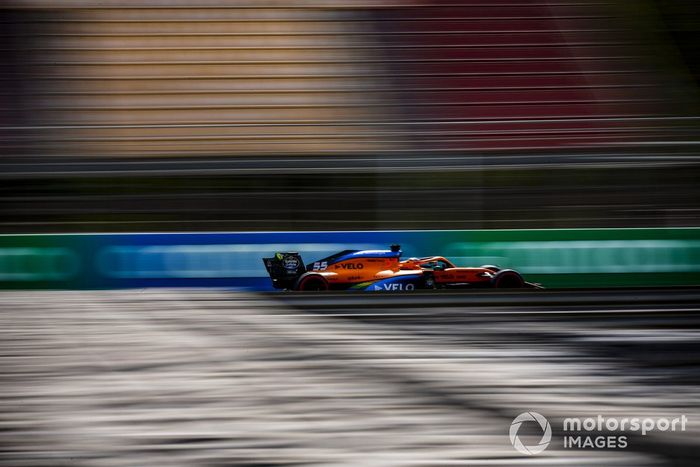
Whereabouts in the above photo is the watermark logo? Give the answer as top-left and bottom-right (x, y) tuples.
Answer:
(509, 412), (552, 455)
(509, 412), (688, 454)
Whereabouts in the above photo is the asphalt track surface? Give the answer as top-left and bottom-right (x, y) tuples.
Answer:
(1, 288), (699, 466)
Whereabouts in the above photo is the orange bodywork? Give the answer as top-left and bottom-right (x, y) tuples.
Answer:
(313, 254), (493, 286)
(398, 256), (493, 285)
(313, 256), (407, 285)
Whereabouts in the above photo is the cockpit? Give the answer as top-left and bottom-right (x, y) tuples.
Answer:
(400, 256), (455, 271)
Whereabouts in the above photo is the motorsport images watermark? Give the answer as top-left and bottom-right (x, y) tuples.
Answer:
(509, 412), (552, 455)
(509, 412), (688, 454)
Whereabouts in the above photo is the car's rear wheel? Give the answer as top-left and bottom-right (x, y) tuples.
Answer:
(491, 269), (525, 288)
(296, 274), (329, 291)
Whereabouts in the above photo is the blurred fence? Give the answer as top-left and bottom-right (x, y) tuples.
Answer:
(1, 1), (700, 234)
(1, 228), (699, 289)
(2, 0), (698, 156)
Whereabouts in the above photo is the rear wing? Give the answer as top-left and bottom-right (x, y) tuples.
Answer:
(262, 252), (306, 289)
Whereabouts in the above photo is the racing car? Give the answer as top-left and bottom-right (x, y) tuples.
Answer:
(263, 244), (541, 291)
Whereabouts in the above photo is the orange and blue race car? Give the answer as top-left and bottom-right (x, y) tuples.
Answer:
(263, 244), (541, 291)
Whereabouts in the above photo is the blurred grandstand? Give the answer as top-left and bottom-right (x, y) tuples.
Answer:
(1, 0), (699, 232)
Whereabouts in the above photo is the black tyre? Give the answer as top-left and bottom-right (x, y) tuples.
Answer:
(295, 274), (329, 291)
(491, 269), (525, 288)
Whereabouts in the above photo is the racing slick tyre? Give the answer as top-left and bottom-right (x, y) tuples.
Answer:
(480, 265), (501, 272)
(491, 269), (525, 288)
(295, 273), (330, 291)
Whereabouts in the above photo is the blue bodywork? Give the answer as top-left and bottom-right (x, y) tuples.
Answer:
(351, 273), (423, 292)
(332, 250), (401, 263)
(311, 249), (402, 270)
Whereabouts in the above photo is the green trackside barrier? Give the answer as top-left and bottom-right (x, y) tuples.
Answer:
(0, 229), (699, 289)
(441, 228), (700, 288)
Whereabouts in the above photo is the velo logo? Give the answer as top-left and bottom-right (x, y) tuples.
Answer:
(509, 412), (552, 455)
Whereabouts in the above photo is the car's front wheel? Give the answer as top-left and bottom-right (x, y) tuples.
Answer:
(491, 269), (525, 288)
